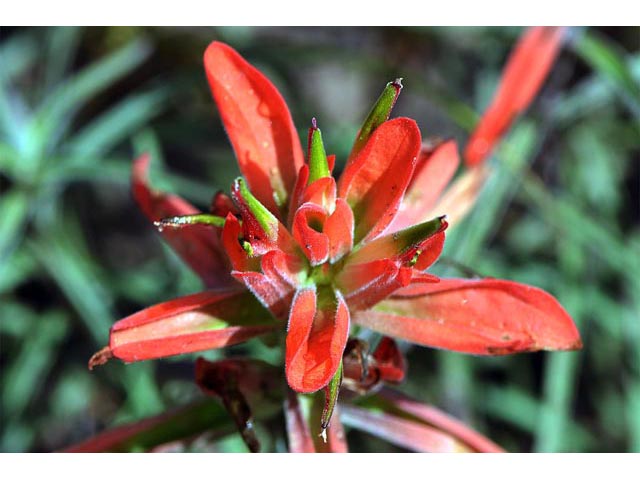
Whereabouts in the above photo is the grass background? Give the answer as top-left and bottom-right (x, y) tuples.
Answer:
(0, 26), (638, 452)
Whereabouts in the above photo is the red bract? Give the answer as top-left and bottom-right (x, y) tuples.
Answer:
(89, 30), (581, 443)
(464, 26), (566, 166)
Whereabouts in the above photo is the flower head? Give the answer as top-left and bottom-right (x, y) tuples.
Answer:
(90, 30), (580, 437)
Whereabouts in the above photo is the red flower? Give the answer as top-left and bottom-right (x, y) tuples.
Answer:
(90, 30), (580, 434)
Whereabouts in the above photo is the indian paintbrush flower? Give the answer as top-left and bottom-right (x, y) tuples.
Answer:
(89, 28), (580, 445)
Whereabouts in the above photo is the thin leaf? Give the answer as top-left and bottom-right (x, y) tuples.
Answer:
(67, 87), (170, 157)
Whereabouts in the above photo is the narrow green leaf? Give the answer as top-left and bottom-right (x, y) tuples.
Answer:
(43, 27), (83, 91)
(0, 189), (30, 264)
(67, 87), (170, 157)
(33, 38), (152, 151)
(2, 310), (69, 418)
(0, 247), (38, 294)
(574, 31), (640, 116)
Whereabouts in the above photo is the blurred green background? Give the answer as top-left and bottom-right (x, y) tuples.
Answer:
(0, 26), (638, 453)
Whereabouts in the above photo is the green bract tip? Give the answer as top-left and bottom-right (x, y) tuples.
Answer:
(233, 178), (279, 240)
(349, 79), (403, 160)
(307, 119), (330, 184)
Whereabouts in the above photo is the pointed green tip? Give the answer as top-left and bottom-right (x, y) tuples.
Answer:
(321, 360), (343, 431)
(395, 215), (446, 252)
(307, 118), (330, 184)
(233, 177), (278, 239)
(153, 213), (225, 230)
(349, 79), (403, 159)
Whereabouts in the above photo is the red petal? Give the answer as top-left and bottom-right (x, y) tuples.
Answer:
(288, 164), (309, 226)
(465, 27), (565, 166)
(221, 213), (256, 272)
(292, 203), (330, 266)
(204, 42), (304, 214)
(261, 249), (306, 290)
(324, 198), (354, 262)
(340, 403), (468, 453)
(285, 289), (350, 393)
(378, 388), (504, 453)
(354, 278), (582, 355)
(372, 337), (406, 384)
(337, 260), (413, 311)
(132, 155), (234, 289)
(426, 164), (490, 227)
(390, 140), (460, 232)
(413, 230), (445, 270)
(233, 271), (294, 320)
(337, 118), (421, 243)
(210, 191), (238, 217)
(108, 289), (277, 362)
(343, 217), (446, 268)
(302, 177), (337, 210)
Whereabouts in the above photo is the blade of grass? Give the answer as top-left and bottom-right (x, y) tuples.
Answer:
(475, 385), (597, 451)
(573, 30), (640, 117)
(43, 27), (82, 92)
(67, 87), (170, 157)
(1, 310), (69, 418)
(32, 38), (152, 154)
(0, 246), (37, 294)
(0, 189), (30, 264)
(29, 214), (164, 415)
(0, 30), (38, 82)
(624, 288), (640, 452)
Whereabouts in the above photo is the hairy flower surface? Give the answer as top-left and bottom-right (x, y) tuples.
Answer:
(89, 29), (580, 438)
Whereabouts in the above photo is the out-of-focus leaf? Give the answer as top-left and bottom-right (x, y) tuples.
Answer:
(0, 301), (35, 337)
(552, 55), (640, 124)
(474, 384), (597, 451)
(63, 399), (237, 452)
(42, 157), (132, 186)
(566, 124), (625, 215)
(2, 310), (69, 417)
(520, 174), (640, 291)
(67, 87), (170, 157)
(534, 271), (585, 452)
(0, 421), (34, 453)
(0, 143), (20, 176)
(50, 367), (95, 418)
(0, 189), (30, 263)
(64, 390), (284, 453)
(0, 31), (38, 84)
(43, 27), (82, 91)
(29, 214), (164, 417)
(29, 222), (114, 343)
(574, 31), (640, 116)
(0, 246), (37, 294)
(32, 38), (152, 152)
(628, 382), (640, 453)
